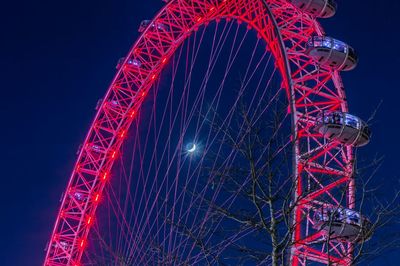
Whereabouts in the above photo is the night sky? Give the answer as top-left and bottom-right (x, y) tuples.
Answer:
(1, 0), (400, 265)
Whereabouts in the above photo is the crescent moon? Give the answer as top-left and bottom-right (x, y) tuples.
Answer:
(187, 144), (196, 153)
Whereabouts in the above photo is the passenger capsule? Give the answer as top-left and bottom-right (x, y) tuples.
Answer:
(76, 144), (83, 155)
(127, 58), (142, 67)
(53, 241), (70, 250)
(139, 20), (169, 33)
(139, 20), (151, 32)
(314, 112), (371, 147)
(73, 192), (86, 202)
(288, 0), (337, 18)
(91, 144), (102, 153)
(314, 206), (372, 243)
(95, 98), (103, 110)
(116, 58), (141, 69)
(306, 36), (358, 71)
(116, 57), (125, 70)
(110, 100), (119, 107)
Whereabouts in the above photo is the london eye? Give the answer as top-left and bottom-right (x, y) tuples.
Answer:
(44, 1), (372, 265)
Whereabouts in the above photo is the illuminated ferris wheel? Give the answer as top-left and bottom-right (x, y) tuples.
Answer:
(44, 0), (372, 265)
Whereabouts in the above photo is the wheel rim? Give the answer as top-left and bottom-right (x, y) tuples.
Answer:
(45, 1), (354, 265)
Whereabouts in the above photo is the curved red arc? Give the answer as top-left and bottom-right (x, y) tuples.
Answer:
(44, 1), (354, 265)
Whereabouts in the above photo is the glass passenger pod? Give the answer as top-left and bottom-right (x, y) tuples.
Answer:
(314, 112), (371, 147)
(116, 57), (125, 70)
(306, 36), (358, 71)
(110, 100), (119, 107)
(288, 0), (337, 18)
(91, 144), (103, 153)
(73, 192), (86, 202)
(314, 206), (373, 243)
(116, 57), (142, 70)
(53, 240), (70, 250)
(139, 20), (169, 33)
(139, 20), (151, 32)
(95, 98), (103, 110)
(127, 58), (142, 67)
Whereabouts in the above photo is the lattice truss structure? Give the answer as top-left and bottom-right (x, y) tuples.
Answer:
(45, 0), (360, 265)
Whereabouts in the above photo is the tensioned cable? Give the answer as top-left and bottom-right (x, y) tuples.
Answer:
(86, 20), (291, 265)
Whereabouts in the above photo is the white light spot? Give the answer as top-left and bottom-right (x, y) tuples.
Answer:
(187, 144), (196, 153)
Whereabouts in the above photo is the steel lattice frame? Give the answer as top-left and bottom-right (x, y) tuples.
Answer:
(45, 0), (355, 265)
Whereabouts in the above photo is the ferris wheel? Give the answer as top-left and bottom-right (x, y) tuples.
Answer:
(44, 0), (372, 265)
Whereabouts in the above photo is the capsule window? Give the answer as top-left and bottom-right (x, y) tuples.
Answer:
(322, 39), (332, 48)
(332, 40), (347, 53)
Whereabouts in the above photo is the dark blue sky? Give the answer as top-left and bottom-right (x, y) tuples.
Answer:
(1, 1), (399, 265)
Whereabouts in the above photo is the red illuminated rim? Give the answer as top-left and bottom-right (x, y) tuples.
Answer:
(45, 1), (355, 265)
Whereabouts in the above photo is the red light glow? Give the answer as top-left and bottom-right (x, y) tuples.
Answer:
(102, 173), (108, 181)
